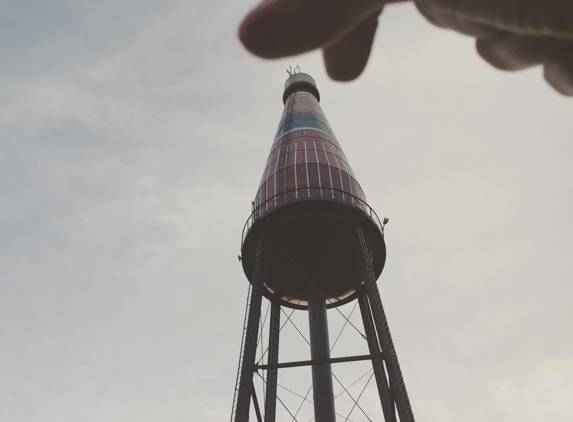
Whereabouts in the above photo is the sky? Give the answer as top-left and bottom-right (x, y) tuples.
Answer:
(1, 1), (572, 421)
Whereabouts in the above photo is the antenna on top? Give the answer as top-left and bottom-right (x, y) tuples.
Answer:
(286, 65), (301, 76)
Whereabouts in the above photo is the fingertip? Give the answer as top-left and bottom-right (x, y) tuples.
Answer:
(238, 1), (280, 56)
(476, 36), (531, 71)
(476, 35), (565, 71)
(323, 16), (379, 82)
(322, 49), (368, 82)
(544, 61), (573, 96)
(325, 66), (364, 82)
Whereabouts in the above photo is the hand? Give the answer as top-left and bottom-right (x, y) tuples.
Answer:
(238, 0), (573, 95)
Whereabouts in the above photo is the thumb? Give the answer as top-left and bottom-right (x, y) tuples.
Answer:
(416, 0), (573, 38)
(239, 0), (396, 59)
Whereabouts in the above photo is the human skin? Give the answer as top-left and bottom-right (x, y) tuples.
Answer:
(238, 0), (573, 96)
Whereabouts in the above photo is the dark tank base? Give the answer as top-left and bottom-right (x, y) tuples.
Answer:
(241, 199), (386, 309)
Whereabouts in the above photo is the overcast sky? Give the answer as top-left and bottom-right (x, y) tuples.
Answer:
(1, 1), (572, 421)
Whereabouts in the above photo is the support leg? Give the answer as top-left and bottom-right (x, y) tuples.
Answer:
(252, 381), (264, 422)
(234, 234), (265, 422)
(264, 302), (281, 422)
(308, 289), (336, 422)
(354, 222), (416, 422)
(358, 292), (396, 422)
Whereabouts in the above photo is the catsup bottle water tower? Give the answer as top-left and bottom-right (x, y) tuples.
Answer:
(231, 71), (415, 422)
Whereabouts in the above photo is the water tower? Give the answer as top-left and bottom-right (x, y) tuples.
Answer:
(230, 71), (415, 422)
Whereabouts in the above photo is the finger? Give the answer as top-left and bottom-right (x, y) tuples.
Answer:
(416, 0), (573, 38)
(476, 35), (573, 71)
(544, 57), (573, 96)
(415, 1), (499, 37)
(238, 0), (406, 59)
(323, 15), (380, 81)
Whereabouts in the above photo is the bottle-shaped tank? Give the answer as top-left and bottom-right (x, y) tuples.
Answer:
(241, 73), (386, 309)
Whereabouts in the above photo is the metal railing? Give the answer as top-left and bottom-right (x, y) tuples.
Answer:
(241, 186), (383, 249)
